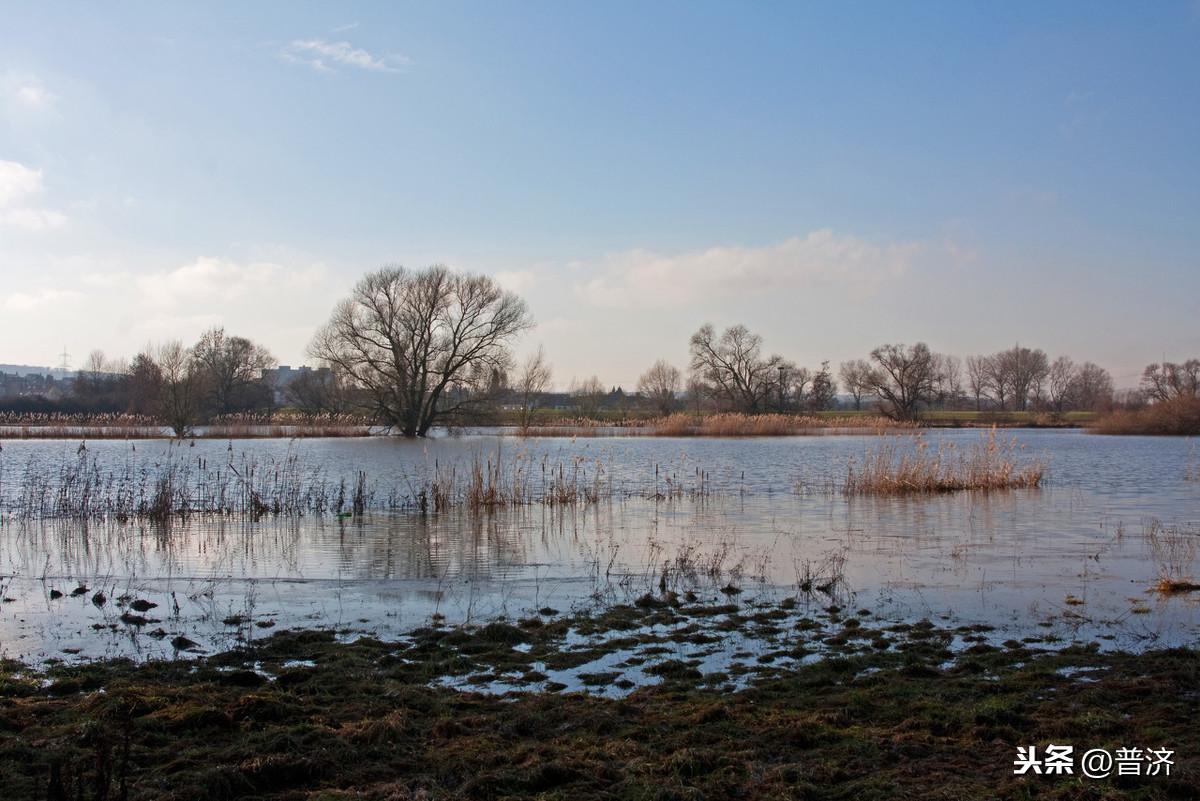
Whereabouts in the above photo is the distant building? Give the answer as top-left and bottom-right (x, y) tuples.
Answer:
(0, 369), (72, 400)
(260, 365), (332, 404)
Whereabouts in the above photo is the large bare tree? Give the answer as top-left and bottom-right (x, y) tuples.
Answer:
(637, 359), (681, 415)
(310, 265), (531, 437)
(688, 324), (787, 413)
(865, 342), (940, 421)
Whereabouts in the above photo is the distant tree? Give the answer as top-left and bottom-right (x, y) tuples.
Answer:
(932, 354), (964, 409)
(965, 355), (991, 411)
(284, 368), (350, 415)
(782, 364), (809, 412)
(126, 351), (163, 416)
(1072, 362), (1114, 411)
(807, 361), (837, 411)
(192, 327), (276, 417)
(838, 359), (873, 411)
(981, 354), (1009, 410)
(1141, 359), (1200, 402)
(865, 342), (940, 421)
(73, 350), (129, 411)
(151, 341), (201, 437)
(515, 346), (552, 430)
(571, 375), (606, 418)
(310, 265), (531, 437)
(989, 346), (1049, 412)
(688, 323), (788, 413)
(685, 375), (708, 414)
(638, 359), (681, 415)
(1047, 356), (1076, 413)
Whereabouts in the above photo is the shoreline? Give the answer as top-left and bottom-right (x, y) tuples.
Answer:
(0, 415), (1094, 441)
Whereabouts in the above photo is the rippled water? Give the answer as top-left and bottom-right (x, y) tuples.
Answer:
(1, 429), (1197, 663)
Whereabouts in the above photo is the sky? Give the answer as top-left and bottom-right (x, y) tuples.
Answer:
(1, 1), (1198, 390)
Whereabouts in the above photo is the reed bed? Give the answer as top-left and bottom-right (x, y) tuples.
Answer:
(0, 411), (374, 439)
(841, 429), (1045, 495)
(1090, 397), (1200, 436)
(0, 424), (171, 439)
(0, 444), (711, 522)
(519, 412), (909, 438)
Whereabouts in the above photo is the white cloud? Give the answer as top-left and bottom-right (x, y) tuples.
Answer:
(282, 39), (409, 73)
(1, 288), (83, 312)
(571, 229), (920, 309)
(2, 72), (56, 110)
(2, 257), (345, 364)
(0, 160), (66, 231)
(494, 269), (537, 294)
(128, 257), (327, 308)
(0, 207), (67, 230)
(0, 160), (43, 205)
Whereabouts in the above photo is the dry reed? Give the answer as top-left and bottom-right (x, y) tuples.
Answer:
(841, 429), (1045, 495)
(519, 412), (909, 438)
(1090, 397), (1200, 436)
(0, 411), (374, 439)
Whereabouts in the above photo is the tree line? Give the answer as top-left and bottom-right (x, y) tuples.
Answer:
(29, 264), (1198, 435)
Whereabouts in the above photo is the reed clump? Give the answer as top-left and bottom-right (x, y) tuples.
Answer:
(1145, 519), (1200, 594)
(841, 430), (1045, 496)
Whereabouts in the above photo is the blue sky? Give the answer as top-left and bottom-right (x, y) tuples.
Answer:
(2, 1), (1198, 388)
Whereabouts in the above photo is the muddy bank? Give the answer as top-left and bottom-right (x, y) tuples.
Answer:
(2, 595), (1197, 800)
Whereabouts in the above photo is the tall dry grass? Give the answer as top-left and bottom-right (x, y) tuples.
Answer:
(842, 429), (1045, 495)
(1090, 397), (1200, 436)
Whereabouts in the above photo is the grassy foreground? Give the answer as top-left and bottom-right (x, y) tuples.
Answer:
(2, 597), (1197, 800)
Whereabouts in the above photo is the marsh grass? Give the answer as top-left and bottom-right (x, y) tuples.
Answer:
(1145, 518), (1200, 594)
(0, 445), (710, 521)
(841, 429), (1044, 495)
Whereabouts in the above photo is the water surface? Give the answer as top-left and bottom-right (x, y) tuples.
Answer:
(1, 429), (1197, 664)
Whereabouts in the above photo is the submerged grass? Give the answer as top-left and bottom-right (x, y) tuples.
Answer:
(842, 429), (1045, 496)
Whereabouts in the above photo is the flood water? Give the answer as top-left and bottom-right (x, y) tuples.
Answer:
(1, 429), (1198, 664)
